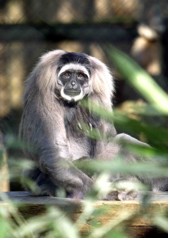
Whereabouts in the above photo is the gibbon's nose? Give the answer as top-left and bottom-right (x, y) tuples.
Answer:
(70, 80), (78, 89)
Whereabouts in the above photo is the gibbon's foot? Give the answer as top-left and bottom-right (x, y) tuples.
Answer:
(103, 190), (138, 201)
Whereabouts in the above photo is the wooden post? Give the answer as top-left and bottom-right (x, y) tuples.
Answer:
(0, 132), (9, 191)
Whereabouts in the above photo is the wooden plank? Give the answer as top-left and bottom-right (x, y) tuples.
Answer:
(0, 23), (137, 42)
(0, 191), (168, 238)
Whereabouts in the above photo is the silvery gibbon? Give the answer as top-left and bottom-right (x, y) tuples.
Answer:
(19, 50), (167, 200)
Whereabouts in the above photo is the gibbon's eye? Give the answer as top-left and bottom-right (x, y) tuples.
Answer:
(77, 72), (86, 80)
(62, 71), (71, 79)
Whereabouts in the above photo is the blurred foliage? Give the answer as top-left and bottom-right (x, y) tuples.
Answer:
(106, 46), (168, 115)
(0, 47), (168, 238)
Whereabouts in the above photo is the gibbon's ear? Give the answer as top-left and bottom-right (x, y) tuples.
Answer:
(88, 56), (114, 109)
(25, 50), (66, 93)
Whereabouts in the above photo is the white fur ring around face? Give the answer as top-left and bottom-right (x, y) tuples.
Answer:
(60, 87), (84, 102)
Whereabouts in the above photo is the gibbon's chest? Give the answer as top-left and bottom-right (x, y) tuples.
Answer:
(64, 105), (98, 160)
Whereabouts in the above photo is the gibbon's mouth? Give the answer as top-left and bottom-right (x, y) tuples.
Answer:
(60, 87), (84, 102)
(64, 89), (81, 96)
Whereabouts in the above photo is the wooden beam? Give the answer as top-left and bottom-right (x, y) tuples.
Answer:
(0, 191), (168, 237)
(0, 23), (137, 42)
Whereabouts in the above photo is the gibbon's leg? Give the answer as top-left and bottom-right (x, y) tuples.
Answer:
(98, 133), (168, 200)
(22, 168), (57, 196)
(29, 168), (58, 196)
(115, 133), (167, 192)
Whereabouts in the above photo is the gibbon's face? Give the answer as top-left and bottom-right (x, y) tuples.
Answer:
(57, 52), (92, 102)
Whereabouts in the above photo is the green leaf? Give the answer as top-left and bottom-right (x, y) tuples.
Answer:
(106, 46), (168, 114)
